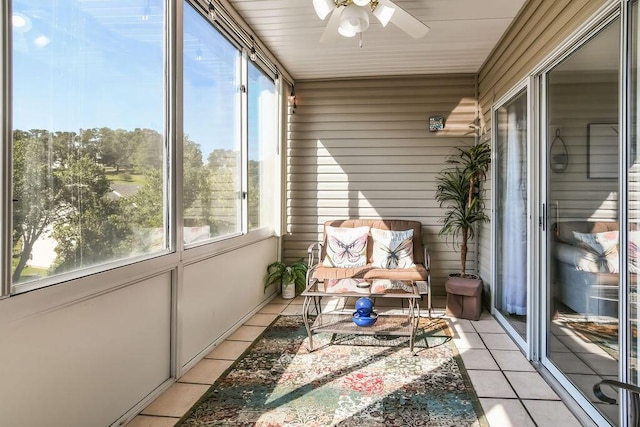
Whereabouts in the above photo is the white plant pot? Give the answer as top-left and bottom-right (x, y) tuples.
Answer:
(281, 282), (296, 299)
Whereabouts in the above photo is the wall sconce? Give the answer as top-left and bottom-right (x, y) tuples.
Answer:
(289, 85), (297, 113)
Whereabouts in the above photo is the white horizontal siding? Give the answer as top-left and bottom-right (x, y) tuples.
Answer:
(285, 75), (477, 295)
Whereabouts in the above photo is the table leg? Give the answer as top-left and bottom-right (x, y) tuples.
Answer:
(302, 295), (315, 351)
(408, 298), (420, 354)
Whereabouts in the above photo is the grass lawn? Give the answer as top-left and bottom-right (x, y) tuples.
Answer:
(12, 257), (49, 279)
(105, 169), (146, 185)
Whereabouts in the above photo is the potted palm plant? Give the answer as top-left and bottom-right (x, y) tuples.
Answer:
(435, 141), (491, 279)
(264, 259), (308, 299)
(435, 141), (491, 320)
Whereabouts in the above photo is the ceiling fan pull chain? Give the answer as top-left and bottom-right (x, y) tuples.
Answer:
(359, 32), (363, 48)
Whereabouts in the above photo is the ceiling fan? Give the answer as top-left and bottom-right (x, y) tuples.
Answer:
(313, 0), (430, 43)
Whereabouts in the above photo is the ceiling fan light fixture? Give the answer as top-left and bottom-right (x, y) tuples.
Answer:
(372, 2), (395, 27)
(313, 0), (334, 20)
(338, 26), (357, 37)
(339, 6), (369, 37)
(353, 0), (370, 6)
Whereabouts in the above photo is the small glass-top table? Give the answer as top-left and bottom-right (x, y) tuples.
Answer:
(301, 278), (421, 353)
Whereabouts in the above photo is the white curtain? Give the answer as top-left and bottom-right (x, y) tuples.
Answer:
(501, 106), (527, 315)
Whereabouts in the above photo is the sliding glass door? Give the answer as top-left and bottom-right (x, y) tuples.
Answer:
(543, 16), (620, 426)
(628, 0), (640, 422)
(494, 88), (529, 345)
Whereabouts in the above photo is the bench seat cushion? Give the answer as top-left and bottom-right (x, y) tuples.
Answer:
(311, 263), (428, 282)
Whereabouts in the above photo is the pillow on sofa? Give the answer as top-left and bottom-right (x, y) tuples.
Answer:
(555, 243), (602, 273)
(573, 230), (619, 273)
(629, 230), (640, 273)
(322, 226), (370, 268)
(371, 228), (415, 269)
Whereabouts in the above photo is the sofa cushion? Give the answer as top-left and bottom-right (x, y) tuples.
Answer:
(555, 221), (618, 245)
(371, 228), (416, 269)
(322, 225), (369, 268)
(555, 243), (604, 273)
(363, 265), (427, 281)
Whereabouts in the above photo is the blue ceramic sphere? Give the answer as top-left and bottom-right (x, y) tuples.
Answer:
(355, 297), (374, 316)
(352, 311), (378, 327)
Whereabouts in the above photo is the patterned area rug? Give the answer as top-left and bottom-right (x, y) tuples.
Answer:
(565, 321), (619, 360)
(178, 315), (487, 427)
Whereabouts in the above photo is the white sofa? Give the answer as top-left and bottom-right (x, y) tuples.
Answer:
(553, 221), (619, 317)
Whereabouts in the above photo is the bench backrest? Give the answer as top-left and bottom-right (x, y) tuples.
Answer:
(321, 219), (425, 265)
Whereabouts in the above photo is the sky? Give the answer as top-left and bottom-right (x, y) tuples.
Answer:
(12, 0), (275, 160)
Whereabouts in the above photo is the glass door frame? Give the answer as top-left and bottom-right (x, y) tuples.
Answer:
(489, 2), (634, 425)
(535, 5), (626, 425)
(491, 78), (537, 359)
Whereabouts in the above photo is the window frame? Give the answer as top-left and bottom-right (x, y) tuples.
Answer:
(1, 0), (10, 299)
(182, 1), (279, 250)
(8, 0), (172, 295)
(1, 0), (284, 296)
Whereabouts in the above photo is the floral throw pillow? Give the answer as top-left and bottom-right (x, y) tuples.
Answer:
(371, 228), (415, 269)
(322, 226), (370, 268)
(573, 230), (619, 273)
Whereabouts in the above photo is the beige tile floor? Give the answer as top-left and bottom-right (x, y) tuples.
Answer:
(128, 296), (584, 427)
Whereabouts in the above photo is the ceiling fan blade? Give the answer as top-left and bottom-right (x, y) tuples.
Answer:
(382, 0), (430, 39)
(320, 7), (345, 43)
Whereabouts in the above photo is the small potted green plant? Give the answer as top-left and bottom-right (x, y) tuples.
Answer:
(264, 259), (308, 299)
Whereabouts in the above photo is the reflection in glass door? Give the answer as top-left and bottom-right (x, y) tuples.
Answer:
(494, 89), (529, 343)
(628, 0), (640, 421)
(545, 17), (620, 426)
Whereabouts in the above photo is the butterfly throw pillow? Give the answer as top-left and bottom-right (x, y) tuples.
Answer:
(371, 228), (415, 269)
(573, 230), (619, 273)
(322, 226), (370, 268)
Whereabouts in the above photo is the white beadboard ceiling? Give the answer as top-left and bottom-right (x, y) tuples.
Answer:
(226, 0), (527, 81)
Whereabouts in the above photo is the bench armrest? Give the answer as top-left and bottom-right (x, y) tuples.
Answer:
(424, 247), (430, 271)
(305, 242), (323, 290)
(307, 242), (323, 268)
(422, 247), (432, 316)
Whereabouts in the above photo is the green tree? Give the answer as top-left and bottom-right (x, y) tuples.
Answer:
(207, 149), (240, 234)
(183, 136), (210, 210)
(248, 159), (260, 229)
(132, 128), (163, 171)
(51, 155), (132, 273)
(78, 128), (102, 161)
(12, 129), (67, 282)
(98, 127), (133, 172)
(125, 167), (164, 229)
(51, 130), (79, 164)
